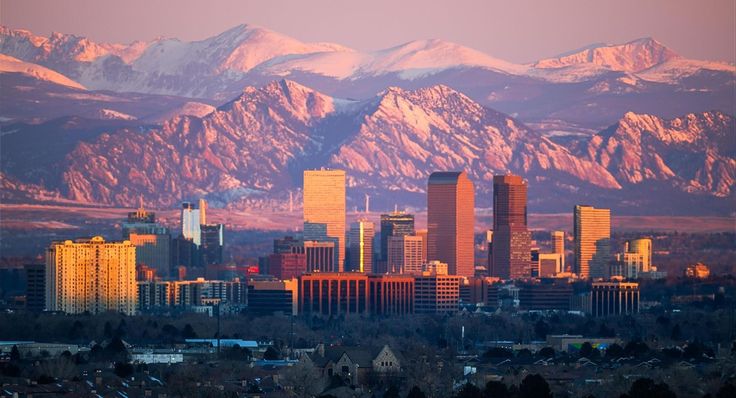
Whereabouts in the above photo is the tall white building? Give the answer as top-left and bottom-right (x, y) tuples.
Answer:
(46, 236), (137, 315)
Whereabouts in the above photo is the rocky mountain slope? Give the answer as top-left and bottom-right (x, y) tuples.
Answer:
(2, 79), (731, 214)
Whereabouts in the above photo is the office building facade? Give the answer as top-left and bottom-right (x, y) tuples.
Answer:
(427, 171), (475, 277)
(387, 235), (424, 274)
(491, 175), (531, 279)
(348, 220), (375, 273)
(303, 169), (346, 271)
(574, 205), (611, 279)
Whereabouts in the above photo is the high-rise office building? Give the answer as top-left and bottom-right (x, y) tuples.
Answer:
(427, 171), (475, 277)
(574, 205), (611, 279)
(379, 212), (415, 262)
(123, 202), (172, 277)
(200, 223), (224, 265)
(303, 170), (346, 271)
(491, 175), (531, 279)
(181, 201), (203, 246)
(387, 235), (424, 274)
(46, 236), (136, 315)
(348, 220), (375, 273)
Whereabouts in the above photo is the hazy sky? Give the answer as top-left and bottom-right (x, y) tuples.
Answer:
(1, 0), (734, 63)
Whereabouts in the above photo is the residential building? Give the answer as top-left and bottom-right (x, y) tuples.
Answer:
(305, 344), (402, 386)
(46, 236), (136, 315)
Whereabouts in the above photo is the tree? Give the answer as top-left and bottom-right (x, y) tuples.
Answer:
(455, 383), (482, 398)
(484, 380), (510, 398)
(534, 320), (550, 339)
(518, 374), (552, 398)
(716, 382), (735, 398)
(278, 361), (325, 398)
(114, 362), (135, 378)
(580, 342), (594, 358)
(407, 386), (427, 398)
(537, 347), (555, 359)
(105, 337), (129, 362)
(182, 323), (198, 339)
(9, 345), (20, 361)
(384, 385), (400, 398)
(620, 378), (676, 398)
(605, 343), (624, 359)
(263, 346), (280, 360)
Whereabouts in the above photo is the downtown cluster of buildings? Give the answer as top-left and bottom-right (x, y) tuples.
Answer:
(34, 169), (665, 318)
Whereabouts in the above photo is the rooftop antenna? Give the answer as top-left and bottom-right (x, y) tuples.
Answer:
(364, 193), (370, 214)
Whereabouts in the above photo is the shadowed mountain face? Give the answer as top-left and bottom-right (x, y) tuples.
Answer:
(2, 79), (732, 215)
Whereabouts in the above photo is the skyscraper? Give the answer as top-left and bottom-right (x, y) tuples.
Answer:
(122, 202), (172, 277)
(348, 220), (375, 273)
(303, 169), (346, 271)
(379, 212), (415, 262)
(574, 205), (611, 279)
(46, 236), (136, 315)
(427, 171), (475, 277)
(552, 230), (565, 271)
(200, 223), (224, 265)
(181, 201), (202, 246)
(491, 175), (531, 279)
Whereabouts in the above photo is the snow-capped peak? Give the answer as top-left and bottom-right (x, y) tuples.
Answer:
(534, 37), (680, 73)
(0, 53), (86, 89)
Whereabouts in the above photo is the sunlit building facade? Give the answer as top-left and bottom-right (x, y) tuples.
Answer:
(574, 205), (611, 279)
(303, 169), (346, 271)
(427, 171), (475, 277)
(46, 236), (137, 315)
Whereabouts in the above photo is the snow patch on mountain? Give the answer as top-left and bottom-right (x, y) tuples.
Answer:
(0, 54), (86, 89)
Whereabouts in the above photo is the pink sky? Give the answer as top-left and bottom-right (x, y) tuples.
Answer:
(1, 0), (734, 63)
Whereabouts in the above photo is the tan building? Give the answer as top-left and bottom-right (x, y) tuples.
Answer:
(427, 171), (475, 277)
(348, 219), (374, 273)
(304, 169), (346, 271)
(552, 230), (566, 271)
(387, 235), (424, 274)
(46, 236), (137, 315)
(574, 205), (611, 279)
(414, 272), (461, 314)
(613, 238), (652, 278)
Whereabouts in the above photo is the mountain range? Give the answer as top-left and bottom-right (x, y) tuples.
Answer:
(0, 25), (733, 215)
